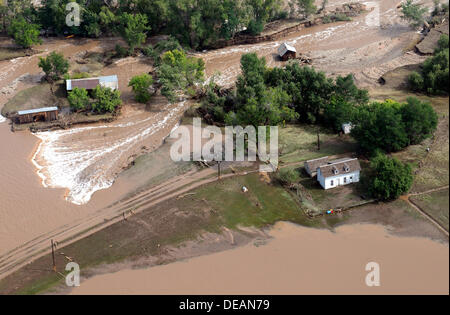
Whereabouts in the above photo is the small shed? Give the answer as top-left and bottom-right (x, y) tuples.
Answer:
(66, 75), (119, 91)
(16, 107), (59, 124)
(278, 43), (297, 61)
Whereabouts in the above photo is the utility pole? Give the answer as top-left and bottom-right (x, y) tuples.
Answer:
(51, 239), (56, 272)
(317, 130), (321, 151)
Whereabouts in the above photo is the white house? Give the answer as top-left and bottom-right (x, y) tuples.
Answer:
(316, 158), (361, 190)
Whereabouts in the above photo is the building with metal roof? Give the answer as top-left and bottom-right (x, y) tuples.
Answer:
(66, 75), (119, 91)
(16, 107), (59, 124)
(278, 43), (297, 61)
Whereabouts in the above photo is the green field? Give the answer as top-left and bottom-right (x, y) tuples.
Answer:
(278, 124), (357, 164)
(411, 189), (449, 231)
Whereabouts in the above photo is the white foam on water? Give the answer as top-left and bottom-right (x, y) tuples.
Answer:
(32, 101), (186, 205)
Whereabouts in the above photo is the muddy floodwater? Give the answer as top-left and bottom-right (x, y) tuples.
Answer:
(71, 222), (449, 295)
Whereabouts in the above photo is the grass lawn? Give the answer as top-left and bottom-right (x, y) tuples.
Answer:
(194, 172), (317, 229)
(278, 124), (357, 164)
(411, 189), (449, 231)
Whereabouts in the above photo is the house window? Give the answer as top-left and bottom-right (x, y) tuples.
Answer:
(330, 180), (334, 186)
(344, 177), (347, 183)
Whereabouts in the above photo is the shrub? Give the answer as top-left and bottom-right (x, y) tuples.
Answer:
(401, 0), (427, 28)
(408, 71), (424, 91)
(68, 87), (90, 111)
(115, 44), (128, 58)
(65, 72), (90, 80)
(408, 35), (449, 95)
(277, 168), (300, 186)
(128, 74), (154, 103)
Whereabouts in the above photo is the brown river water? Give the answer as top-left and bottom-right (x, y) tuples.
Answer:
(0, 0), (446, 289)
(71, 222), (449, 295)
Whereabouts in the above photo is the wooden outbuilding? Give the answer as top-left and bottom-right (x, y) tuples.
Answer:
(16, 107), (59, 124)
(278, 43), (297, 61)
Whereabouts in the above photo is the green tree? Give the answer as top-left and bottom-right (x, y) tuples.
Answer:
(246, 0), (282, 35)
(8, 16), (41, 48)
(297, 0), (317, 19)
(333, 74), (369, 106)
(351, 100), (409, 153)
(368, 153), (413, 200)
(92, 86), (122, 113)
(265, 63), (334, 123)
(38, 51), (69, 82)
(323, 96), (355, 132)
(400, 97), (438, 145)
(435, 34), (449, 54)
(408, 35), (449, 95)
(68, 87), (89, 111)
(225, 53), (298, 126)
(401, 0), (427, 28)
(119, 13), (150, 54)
(128, 74), (154, 103)
(157, 49), (205, 102)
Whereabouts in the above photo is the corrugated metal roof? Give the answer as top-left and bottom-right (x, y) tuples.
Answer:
(278, 43), (297, 57)
(17, 107), (58, 115)
(66, 75), (118, 90)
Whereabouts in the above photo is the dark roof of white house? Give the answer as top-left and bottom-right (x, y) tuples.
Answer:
(318, 158), (361, 178)
(304, 156), (329, 173)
